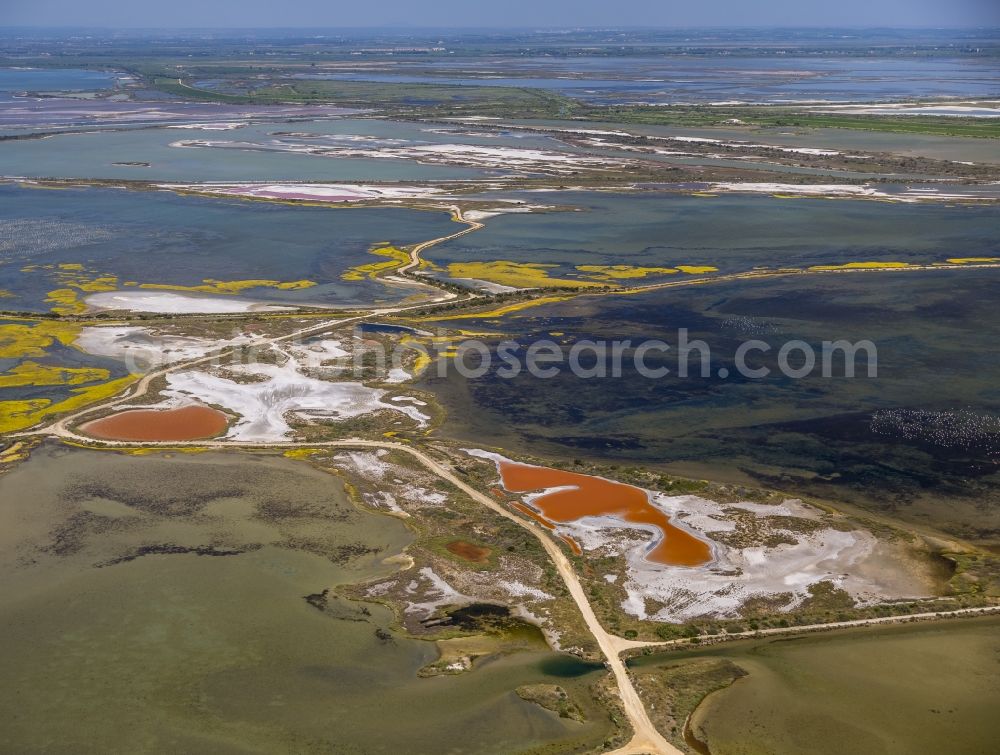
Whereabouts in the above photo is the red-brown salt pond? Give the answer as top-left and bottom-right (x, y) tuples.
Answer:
(559, 534), (583, 556)
(445, 540), (492, 563)
(497, 460), (712, 567)
(512, 501), (556, 530)
(80, 405), (229, 442)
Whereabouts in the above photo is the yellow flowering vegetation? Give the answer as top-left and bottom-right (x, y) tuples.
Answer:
(415, 295), (574, 322)
(0, 362), (110, 389)
(0, 321), (82, 358)
(24, 263), (317, 314)
(576, 264), (718, 280)
(446, 261), (603, 289)
(0, 374), (138, 434)
(0, 319), (135, 433)
(138, 278), (316, 294)
(341, 244), (410, 281)
(808, 261), (911, 271)
(283, 448), (324, 460)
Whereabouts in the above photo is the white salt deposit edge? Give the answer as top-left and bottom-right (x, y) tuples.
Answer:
(76, 327), (352, 372)
(86, 290), (294, 314)
(74, 325), (251, 370)
(158, 181), (448, 202)
(806, 102), (1000, 118)
(567, 493), (921, 622)
(162, 357), (428, 441)
(708, 182), (1000, 203)
(466, 449), (927, 621)
(166, 122), (247, 130)
(167, 140), (633, 175)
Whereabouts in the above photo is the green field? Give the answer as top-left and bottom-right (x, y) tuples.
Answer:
(155, 73), (1000, 137)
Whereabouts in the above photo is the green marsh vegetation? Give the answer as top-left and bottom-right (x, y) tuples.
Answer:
(9, 43), (997, 138)
(149, 70), (1000, 138)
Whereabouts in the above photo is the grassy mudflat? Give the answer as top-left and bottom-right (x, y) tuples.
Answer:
(0, 446), (612, 754)
(632, 615), (1000, 754)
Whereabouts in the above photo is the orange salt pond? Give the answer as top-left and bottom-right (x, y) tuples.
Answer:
(497, 460), (712, 567)
(81, 405), (229, 441)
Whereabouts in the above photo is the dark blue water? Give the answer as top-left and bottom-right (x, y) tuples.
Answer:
(357, 322), (423, 335)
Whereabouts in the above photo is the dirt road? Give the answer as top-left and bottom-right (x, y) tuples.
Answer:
(20, 424), (1000, 753)
(10, 216), (1000, 754)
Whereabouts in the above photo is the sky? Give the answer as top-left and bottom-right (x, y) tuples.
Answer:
(2, 0), (999, 29)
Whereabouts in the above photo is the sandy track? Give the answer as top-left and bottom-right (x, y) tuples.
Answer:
(398, 205), (483, 276)
(29, 430), (679, 754)
(8, 215), (1000, 754)
(27, 430), (1000, 753)
(337, 440), (678, 755)
(15, 217), (483, 441)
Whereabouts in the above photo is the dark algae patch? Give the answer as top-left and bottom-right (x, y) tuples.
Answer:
(537, 654), (607, 679)
(431, 602), (523, 632)
(427, 268), (1000, 546)
(96, 543), (257, 567)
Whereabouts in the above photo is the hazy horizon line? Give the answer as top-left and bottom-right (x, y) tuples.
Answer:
(2, 24), (998, 31)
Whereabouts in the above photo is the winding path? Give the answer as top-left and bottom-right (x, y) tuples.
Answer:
(22, 429), (1000, 753)
(29, 424), (681, 754)
(398, 205), (483, 275)
(9, 207), (682, 749)
(15, 211), (484, 440)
